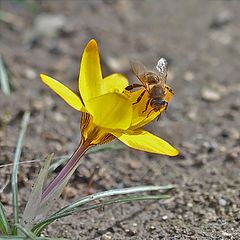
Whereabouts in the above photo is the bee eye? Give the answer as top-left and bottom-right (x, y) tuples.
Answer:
(151, 99), (166, 108)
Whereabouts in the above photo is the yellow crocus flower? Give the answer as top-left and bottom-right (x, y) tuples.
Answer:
(41, 39), (178, 156)
(40, 40), (178, 198)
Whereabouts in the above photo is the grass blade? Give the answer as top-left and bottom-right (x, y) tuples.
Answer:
(0, 237), (28, 240)
(0, 201), (10, 234)
(76, 194), (171, 211)
(32, 194), (171, 235)
(21, 154), (53, 230)
(15, 224), (65, 240)
(55, 185), (174, 216)
(0, 54), (10, 95)
(15, 223), (37, 239)
(11, 111), (30, 235)
(32, 185), (174, 235)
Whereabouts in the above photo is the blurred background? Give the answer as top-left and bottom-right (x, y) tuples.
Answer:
(0, 0), (240, 239)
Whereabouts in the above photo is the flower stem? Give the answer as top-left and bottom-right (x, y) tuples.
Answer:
(41, 140), (92, 200)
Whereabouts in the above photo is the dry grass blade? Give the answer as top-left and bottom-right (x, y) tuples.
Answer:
(11, 111), (30, 235)
(0, 55), (10, 95)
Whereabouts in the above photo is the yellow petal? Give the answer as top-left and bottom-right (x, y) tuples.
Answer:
(40, 74), (83, 111)
(103, 74), (129, 93)
(79, 39), (103, 103)
(85, 93), (132, 130)
(114, 129), (179, 156)
(81, 113), (115, 145)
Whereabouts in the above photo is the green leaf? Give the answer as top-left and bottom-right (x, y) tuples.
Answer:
(11, 111), (30, 235)
(21, 154), (53, 231)
(0, 201), (10, 234)
(32, 185), (174, 235)
(0, 236), (27, 239)
(79, 194), (171, 211)
(32, 194), (171, 235)
(54, 185), (174, 216)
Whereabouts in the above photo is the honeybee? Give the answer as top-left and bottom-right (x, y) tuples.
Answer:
(126, 58), (173, 114)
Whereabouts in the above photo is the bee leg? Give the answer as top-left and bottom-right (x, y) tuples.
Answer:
(157, 112), (162, 121)
(146, 108), (154, 118)
(164, 101), (169, 111)
(142, 98), (151, 113)
(125, 83), (143, 91)
(165, 85), (174, 95)
(133, 90), (146, 105)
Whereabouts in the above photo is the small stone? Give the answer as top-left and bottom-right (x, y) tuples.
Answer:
(101, 232), (113, 240)
(25, 68), (37, 80)
(201, 88), (221, 102)
(62, 186), (77, 199)
(225, 146), (240, 162)
(210, 31), (232, 45)
(187, 109), (197, 120)
(34, 13), (67, 37)
(220, 129), (229, 138)
(162, 215), (168, 220)
(105, 55), (129, 72)
(187, 202), (193, 208)
(219, 198), (227, 207)
(149, 225), (156, 231)
(128, 159), (141, 169)
(184, 71), (195, 82)
(202, 141), (217, 153)
(221, 231), (232, 237)
(54, 112), (67, 122)
(31, 100), (44, 111)
(209, 10), (233, 29)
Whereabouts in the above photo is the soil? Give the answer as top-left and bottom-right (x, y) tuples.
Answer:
(0, 0), (240, 239)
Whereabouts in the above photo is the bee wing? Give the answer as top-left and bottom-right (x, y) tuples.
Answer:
(130, 60), (148, 84)
(156, 58), (168, 82)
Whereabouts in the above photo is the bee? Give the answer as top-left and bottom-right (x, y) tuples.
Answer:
(126, 58), (173, 115)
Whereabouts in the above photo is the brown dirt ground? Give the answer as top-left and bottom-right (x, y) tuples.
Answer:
(0, 0), (240, 239)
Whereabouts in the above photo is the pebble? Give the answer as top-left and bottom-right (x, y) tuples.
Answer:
(209, 10), (233, 29)
(202, 141), (218, 153)
(184, 71), (195, 82)
(105, 55), (129, 72)
(31, 100), (44, 111)
(187, 202), (193, 208)
(210, 31), (232, 45)
(34, 13), (67, 37)
(201, 88), (221, 102)
(221, 231), (232, 237)
(25, 68), (37, 80)
(187, 109), (198, 120)
(162, 215), (168, 220)
(218, 198), (227, 207)
(54, 112), (67, 122)
(128, 159), (141, 169)
(101, 232), (113, 240)
(62, 186), (78, 199)
(149, 225), (156, 231)
(225, 146), (240, 162)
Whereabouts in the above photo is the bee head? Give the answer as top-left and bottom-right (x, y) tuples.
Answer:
(150, 98), (166, 110)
